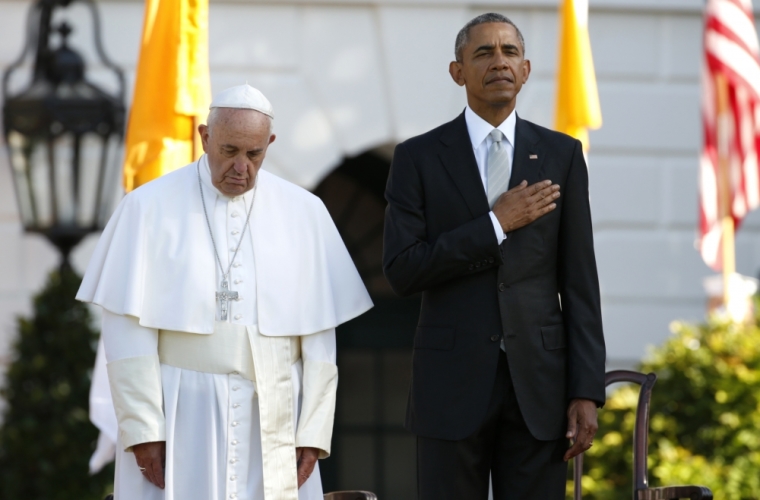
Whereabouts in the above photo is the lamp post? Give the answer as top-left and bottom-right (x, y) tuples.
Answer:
(2, 0), (125, 267)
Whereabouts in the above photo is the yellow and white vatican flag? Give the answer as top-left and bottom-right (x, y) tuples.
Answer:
(554, 0), (602, 152)
(123, 0), (211, 191)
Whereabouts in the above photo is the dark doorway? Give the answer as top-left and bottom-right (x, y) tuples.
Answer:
(314, 150), (419, 499)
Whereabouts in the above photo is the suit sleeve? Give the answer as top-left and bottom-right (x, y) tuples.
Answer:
(558, 140), (607, 407)
(383, 142), (503, 296)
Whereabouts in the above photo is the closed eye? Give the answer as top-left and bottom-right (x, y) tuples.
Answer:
(473, 47), (493, 58)
(501, 44), (521, 56)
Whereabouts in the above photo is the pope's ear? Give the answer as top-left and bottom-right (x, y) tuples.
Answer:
(198, 124), (210, 152)
(269, 133), (276, 145)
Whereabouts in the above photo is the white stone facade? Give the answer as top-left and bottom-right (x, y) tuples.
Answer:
(2, 0), (760, 374)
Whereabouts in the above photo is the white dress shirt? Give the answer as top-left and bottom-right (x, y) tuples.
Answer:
(464, 105), (517, 243)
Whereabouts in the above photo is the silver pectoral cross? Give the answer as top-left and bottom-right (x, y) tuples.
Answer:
(216, 279), (238, 321)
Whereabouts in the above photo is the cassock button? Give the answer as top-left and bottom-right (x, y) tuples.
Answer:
(490, 335), (500, 342)
(233, 403), (240, 408)
(230, 458), (238, 464)
(233, 262), (242, 268)
(232, 230), (240, 235)
(230, 476), (237, 481)
(231, 421), (239, 427)
(234, 279), (242, 284)
(231, 212), (239, 218)
(498, 283), (506, 292)
(231, 440), (238, 445)
(230, 494), (237, 499)
(234, 314), (242, 320)
(232, 386), (240, 391)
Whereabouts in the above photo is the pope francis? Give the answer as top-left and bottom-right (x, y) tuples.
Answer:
(76, 84), (373, 500)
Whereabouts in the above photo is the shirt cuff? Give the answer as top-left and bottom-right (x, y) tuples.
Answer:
(488, 211), (507, 243)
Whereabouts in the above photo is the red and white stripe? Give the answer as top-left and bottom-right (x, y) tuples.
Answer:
(699, 0), (760, 269)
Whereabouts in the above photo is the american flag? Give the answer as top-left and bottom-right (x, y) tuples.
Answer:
(699, 0), (760, 270)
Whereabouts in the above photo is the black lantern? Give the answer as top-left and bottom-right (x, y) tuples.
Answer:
(2, 0), (125, 265)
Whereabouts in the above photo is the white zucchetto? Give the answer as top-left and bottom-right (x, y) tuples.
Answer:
(209, 84), (274, 118)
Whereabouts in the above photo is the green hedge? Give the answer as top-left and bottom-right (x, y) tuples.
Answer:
(574, 302), (760, 499)
(0, 266), (113, 500)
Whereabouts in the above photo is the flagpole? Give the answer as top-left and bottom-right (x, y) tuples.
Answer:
(715, 72), (735, 307)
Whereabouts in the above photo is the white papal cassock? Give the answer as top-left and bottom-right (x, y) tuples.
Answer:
(77, 155), (373, 500)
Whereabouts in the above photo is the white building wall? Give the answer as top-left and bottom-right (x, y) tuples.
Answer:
(2, 0), (760, 373)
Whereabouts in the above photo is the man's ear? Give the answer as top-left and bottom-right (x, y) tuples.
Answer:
(521, 59), (532, 84)
(198, 124), (210, 153)
(449, 61), (465, 87)
(268, 133), (276, 145)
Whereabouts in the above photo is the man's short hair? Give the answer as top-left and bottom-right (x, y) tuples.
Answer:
(455, 13), (526, 62)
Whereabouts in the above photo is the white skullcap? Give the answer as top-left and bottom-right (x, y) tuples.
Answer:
(209, 84), (274, 118)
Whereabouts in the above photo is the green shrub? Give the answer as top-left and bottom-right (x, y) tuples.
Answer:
(573, 303), (760, 499)
(0, 266), (113, 500)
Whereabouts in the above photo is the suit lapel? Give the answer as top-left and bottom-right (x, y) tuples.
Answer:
(509, 116), (547, 189)
(438, 112), (490, 218)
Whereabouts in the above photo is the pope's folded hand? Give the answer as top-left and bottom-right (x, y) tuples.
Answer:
(133, 441), (166, 489)
(296, 447), (320, 488)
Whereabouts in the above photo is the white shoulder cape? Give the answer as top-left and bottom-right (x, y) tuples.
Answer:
(77, 163), (373, 336)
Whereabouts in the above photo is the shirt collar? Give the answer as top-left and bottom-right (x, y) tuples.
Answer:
(464, 105), (517, 150)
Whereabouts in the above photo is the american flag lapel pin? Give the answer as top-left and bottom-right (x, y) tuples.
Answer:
(529, 154), (538, 160)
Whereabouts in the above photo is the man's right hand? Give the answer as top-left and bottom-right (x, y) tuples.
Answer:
(133, 441), (166, 489)
(492, 180), (560, 233)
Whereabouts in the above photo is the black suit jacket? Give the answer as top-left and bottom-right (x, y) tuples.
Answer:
(382, 112), (606, 441)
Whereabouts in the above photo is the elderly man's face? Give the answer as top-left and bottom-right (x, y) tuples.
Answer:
(450, 22), (530, 111)
(198, 109), (276, 197)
